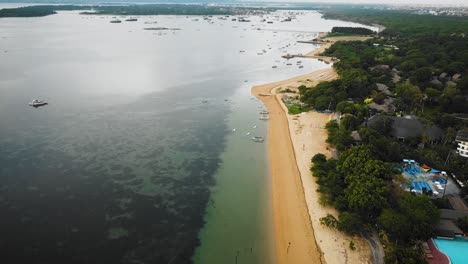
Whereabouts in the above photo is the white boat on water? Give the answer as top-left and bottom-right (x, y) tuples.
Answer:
(252, 136), (264, 142)
(29, 99), (48, 107)
(259, 115), (269, 120)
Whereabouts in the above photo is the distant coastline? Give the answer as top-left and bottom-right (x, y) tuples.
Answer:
(0, 4), (272, 18)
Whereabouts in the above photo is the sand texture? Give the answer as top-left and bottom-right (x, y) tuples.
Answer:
(251, 32), (373, 264)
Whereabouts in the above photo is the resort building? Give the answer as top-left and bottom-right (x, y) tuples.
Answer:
(455, 130), (468, 158)
(366, 114), (444, 143)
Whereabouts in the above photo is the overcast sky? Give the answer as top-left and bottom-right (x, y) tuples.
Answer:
(268, 0), (468, 7)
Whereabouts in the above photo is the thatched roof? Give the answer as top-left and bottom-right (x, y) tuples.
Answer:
(434, 219), (463, 237)
(351, 130), (362, 141)
(456, 130), (468, 142)
(367, 114), (444, 141)
(440, 209), (468, 220)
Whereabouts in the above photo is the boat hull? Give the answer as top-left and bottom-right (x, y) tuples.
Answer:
(29, 102), (48, 107)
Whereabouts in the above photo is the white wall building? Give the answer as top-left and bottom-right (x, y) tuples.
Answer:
(456, 130), (468, 158)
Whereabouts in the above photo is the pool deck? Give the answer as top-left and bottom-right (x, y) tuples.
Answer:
(427, 239), (450, 264)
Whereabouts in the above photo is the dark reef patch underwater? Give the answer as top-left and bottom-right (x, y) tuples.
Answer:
(0, 86), (229, 264)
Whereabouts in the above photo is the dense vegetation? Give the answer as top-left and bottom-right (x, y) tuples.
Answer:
(0, 4), (271, 18)
(322, 8), (468, 37)
(0, 5), (91, 17)
(301, 8), (468, 263)
(331, 26), (375, 35)
(312, 136), (440, 262)
(301, 37), (468, 113)
(299, 9), (468, 172)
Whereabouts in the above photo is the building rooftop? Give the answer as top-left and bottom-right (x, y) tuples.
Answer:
(456, 130), (468, 142)
(351, 130), (361, 141)
(440, 208), (468, 220)
(434, 219), (463, 237)
(367, 114), (444, 141)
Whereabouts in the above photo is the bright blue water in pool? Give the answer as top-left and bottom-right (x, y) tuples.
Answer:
(434, 237), (468, 264)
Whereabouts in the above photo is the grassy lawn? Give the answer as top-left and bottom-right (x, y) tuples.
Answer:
(286, 103), (310, 115)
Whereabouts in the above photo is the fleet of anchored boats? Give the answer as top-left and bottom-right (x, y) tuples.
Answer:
(79, 12), (305, 143)
(252, 110), (269, 142)
(202, 97), (268, 143)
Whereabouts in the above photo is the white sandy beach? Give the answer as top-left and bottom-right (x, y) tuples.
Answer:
(252, 34), (373, 264)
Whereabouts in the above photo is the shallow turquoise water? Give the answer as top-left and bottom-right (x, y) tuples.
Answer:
(434, 237), (468, 264)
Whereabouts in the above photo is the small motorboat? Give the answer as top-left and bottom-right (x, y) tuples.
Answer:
(110, 19), (122, 23)
(29, 99), (48, 107)
(252, 136), (264, 143)
(260, 110), (269, 114)
(259, 115), (269, 120)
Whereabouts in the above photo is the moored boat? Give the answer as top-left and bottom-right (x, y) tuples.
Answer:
(29, 99), (48, 107)
(252, 136), (264, 142)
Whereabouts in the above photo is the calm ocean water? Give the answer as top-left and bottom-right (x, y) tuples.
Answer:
(0, 8), (375, 263)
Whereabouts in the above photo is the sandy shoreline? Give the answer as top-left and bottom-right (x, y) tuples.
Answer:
(252, 34), (372, 264)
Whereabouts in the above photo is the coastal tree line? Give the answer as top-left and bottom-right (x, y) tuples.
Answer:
(299, 8), (468, 263)
(0, 4), (269, 18)
(299, 11), (468, 175)
(331, 26), (375, 35)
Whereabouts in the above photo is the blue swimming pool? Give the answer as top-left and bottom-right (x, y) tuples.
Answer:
(433, 237), (468, 264)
